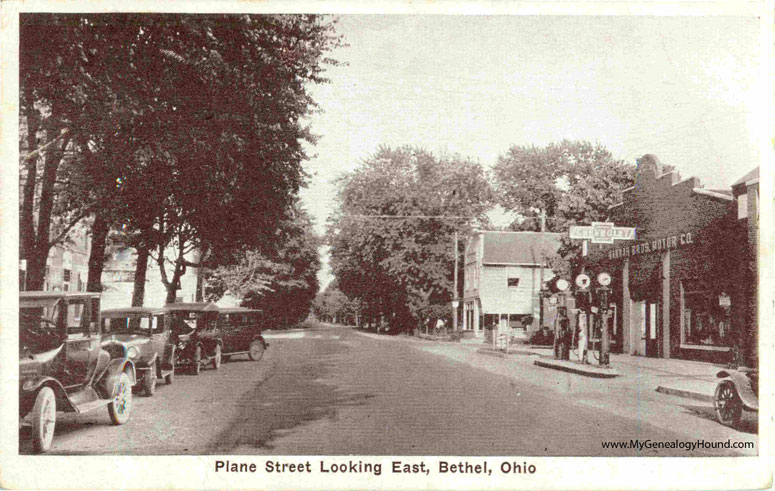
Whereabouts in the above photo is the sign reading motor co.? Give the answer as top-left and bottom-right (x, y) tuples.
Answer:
(607, 232), (696, 260)
(569, 222), (637, 244)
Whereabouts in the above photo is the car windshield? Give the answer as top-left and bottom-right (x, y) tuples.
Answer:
(103, 315), (153, 334)
(170, 312), (207, 333)
(20, 300), (63, 354)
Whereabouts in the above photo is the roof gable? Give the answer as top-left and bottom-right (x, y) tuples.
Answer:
(731, 167), (759, 188)
(481, 231), (563, 265)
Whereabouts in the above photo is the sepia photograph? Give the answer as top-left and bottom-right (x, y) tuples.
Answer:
(1, 1), (771, 489)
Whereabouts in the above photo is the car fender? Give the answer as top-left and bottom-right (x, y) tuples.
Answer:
(717, 370), (758, 411)
(20, 376), (77, 414)
(253, 335), (269, 348)
(137, 352), (158, 370)
(99, 359), (136, 398)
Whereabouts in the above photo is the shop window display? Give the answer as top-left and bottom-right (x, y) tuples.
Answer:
(682, 289), (732, 347)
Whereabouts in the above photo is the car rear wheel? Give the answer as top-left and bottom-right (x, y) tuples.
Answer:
(192, 346), (202, 375)
(108, 372), (133, 425)
(714, 380), (742, 427)
(31, 387), (57, 453)
(212, 344), (222, 369)
(142, 367), (157, 397)
(249, 339), (265, 361)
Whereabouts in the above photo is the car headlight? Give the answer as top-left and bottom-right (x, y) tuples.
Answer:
(127, 346), (139, 359)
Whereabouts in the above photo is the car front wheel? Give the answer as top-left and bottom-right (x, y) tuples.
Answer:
(714, 380), (742, 427)
(31, 387), (57, 453)
(249, 339), (265, 361)
(212, 344), (222, 369)
(108, 372), (133, 425)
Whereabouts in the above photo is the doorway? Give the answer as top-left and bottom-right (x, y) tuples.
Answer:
(633, 300), (660, 357)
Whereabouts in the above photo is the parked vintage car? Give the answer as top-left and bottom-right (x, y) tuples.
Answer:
(217, 307), (269, 362)
(19, 292), (136, 453)
(101, 307), (176, 396)
(714, 367), (758, 427)
(166, 302), (222, 375)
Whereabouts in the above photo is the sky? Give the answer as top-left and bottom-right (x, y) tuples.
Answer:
(298, 14), (764, 290)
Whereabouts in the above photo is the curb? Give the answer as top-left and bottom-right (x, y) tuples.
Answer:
(533, 358), (620, 378)
(655, 385), (714, 403)
(476, 348), (542, 357)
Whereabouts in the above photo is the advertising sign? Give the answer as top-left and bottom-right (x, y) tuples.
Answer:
(569, 222), (637, 244)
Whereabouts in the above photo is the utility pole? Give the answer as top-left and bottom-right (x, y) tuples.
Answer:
(539, 209), (546, 288)
(453, 231), (459, 331)
(538, 209), (546, 330)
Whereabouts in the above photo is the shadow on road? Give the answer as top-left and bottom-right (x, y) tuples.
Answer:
(209, 336), (374, 453)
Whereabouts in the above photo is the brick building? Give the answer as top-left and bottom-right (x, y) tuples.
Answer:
(584, 155), (757, 364)
(462, 231), (562, 341)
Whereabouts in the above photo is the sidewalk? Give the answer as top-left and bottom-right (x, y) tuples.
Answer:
(604, 352), (720, 403)
(475, 342), (721, 400)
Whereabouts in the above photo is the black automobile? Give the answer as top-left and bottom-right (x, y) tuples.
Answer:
(166, 302), (222, 374)
(217, 307), (269, 362)
(19, 292), (136, 453)
(101, 307), (176, 396)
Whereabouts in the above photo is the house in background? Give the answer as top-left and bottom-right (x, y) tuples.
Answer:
(36, 227), (91, 294)
(101, 247), (200, 309)
(462, 231), (563, 341)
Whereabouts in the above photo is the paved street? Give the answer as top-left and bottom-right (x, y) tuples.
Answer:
(23, 323), (757, 456)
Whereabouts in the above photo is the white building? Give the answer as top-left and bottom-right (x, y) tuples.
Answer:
(101, 248), (200, 309)
(462, 231), (562, 341)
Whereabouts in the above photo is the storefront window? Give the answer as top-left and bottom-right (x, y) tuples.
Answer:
(682, 287), (731, 347)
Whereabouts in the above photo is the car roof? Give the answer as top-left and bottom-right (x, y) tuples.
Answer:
(20, 291), (101, 300)
(218, 307), (262, 314)
(102, 307), (166, 316)
(163, 302), (219, 312)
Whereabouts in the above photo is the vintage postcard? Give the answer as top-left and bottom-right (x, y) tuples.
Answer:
(0, 1), (772, 490)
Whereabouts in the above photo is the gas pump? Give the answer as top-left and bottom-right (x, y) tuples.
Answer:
(548, 277), (571, 360)
(574, 273), (592, 364)
(595, 272), (612, 367)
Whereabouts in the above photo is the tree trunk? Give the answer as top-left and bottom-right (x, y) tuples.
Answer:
(165, 283), (178, 304)
(20, 86), (40, 262)
(131, 247), (150, 307)
(26, 130), (70, 291)
(195, 264), (204, 301)
(86, 212), (110, 292)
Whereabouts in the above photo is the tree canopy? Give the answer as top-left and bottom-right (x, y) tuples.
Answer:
(20, 14), (342, 310)
(492, 140), (635, 276)
(327, 146), (492, 331)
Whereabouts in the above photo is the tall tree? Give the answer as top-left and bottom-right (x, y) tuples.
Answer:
(235, 205), (322, 327)
(491, 139), (635, 276)
(19, 14), (344, 301)
(328, 146), (492, 332)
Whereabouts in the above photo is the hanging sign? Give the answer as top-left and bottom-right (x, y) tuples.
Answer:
(569, 222), (637, 244)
